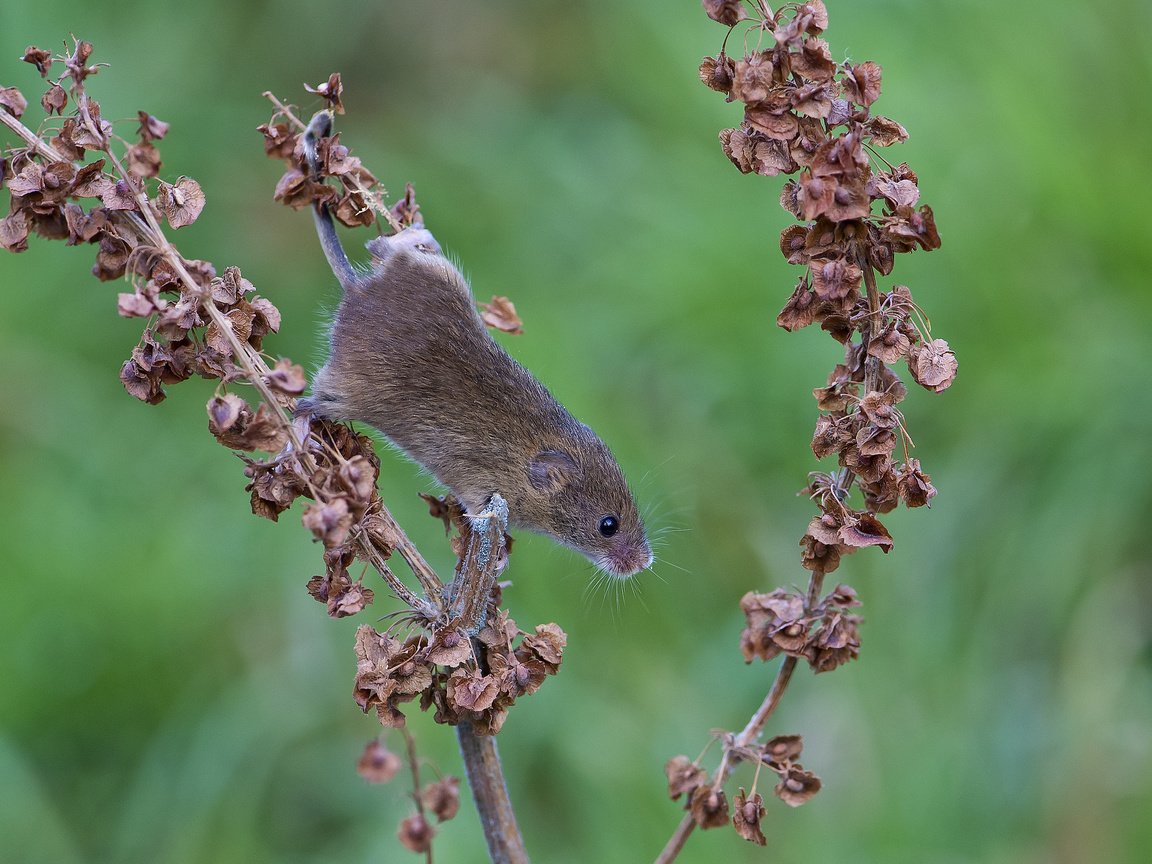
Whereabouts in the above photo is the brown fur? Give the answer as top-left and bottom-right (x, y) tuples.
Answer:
(304, 229), (651, 577)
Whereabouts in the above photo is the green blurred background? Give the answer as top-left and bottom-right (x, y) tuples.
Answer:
(2, 1), (1149, 862)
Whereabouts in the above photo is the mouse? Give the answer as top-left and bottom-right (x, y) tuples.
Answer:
(297, 111), (652, 578)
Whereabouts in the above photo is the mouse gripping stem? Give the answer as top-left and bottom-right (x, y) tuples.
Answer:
(446, 494), (510, 635)
(303, 110), (357, 288)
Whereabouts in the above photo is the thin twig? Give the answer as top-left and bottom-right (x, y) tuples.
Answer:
(457, 722), (529, 864)
(401, 726), (434, 864)
(653, 568), (825, 864)
(0, 109), (64, 159)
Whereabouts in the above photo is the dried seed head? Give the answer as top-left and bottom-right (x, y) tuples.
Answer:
(688, 785), (730, 829)
(397, 812), (435, 853)
(421, 776), (461, 822)
(356, 739), (401, 784)
(665, 756), (708, 801)
(732, 788), (767, 845)
(774, 765), (822, 807)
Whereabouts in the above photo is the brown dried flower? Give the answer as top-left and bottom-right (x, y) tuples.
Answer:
(688, 785), (730, 829)
(357, 739), (401, 783)
(665, 756), (708, 801)
(732, 788), (767, 845)
(397, 812), (435, 853)
(479, 295), (524, 334)
(421, 776), (461, 822)
(774, 765), (822, 807)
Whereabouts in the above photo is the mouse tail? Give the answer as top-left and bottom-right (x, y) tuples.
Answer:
(304, 110), (357, 291)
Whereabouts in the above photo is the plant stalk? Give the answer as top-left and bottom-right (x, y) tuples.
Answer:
(457, 722), (529, 864)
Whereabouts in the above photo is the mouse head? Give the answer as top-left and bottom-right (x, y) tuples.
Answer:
(525, 437), (651, 579)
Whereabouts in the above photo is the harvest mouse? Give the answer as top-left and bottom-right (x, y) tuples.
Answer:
(298, 112), (651, 578)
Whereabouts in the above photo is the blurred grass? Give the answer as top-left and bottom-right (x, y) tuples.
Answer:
(1, 1), (1150, 862)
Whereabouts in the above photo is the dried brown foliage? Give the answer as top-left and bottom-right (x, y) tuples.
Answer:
(1, 40), (558, 862)
(656, 4), (953, 859)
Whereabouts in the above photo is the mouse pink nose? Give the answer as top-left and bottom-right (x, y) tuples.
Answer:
(605, 540), (653, 578)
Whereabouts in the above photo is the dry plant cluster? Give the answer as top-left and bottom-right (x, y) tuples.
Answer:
(1, 41), (557, 859)
(654, 2), (955, 859)
(1, 3), (953, 858)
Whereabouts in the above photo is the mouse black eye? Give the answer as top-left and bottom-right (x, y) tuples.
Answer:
(598, 515), (620, 538)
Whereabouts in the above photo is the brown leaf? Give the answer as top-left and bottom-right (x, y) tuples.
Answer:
(266, 358), (307, 395)
(305, 72), (344, 114)
(207, 394), (248, 435)
(0, 87), (27, 119)
(764, 735), (804, 765)
(126, 142), (162, 179)
(71, 99), (111, 149)
(356, 739), (401, 784)
(205, 303), (256, 354)
(792, 36), (835, 82)
(334, 190), (375, 227)
(665, 756), (708, 801)
(50, 120), (85, 161)
(479, 295), (524, 334)
(102, 179), (139, 211)
(897, 458), (937, 507)
(40, 83), (67, 116)
(732, 789), (766, 845)
(425, 624), (472, 668)
(136, 111), (169, 142)
(257, 122), (296, 159)
(397, 813), (434, 853)
(702, 0), (747, 26)
(250, 296), (281, 335)
(0, 213), (30, 253)
(421, 777), (461, 823)
(157, 177), (205, 228)
(117, 291), (156, 318)
(302, 498), (353, 548)
(698, 54), (735, 94)
(22, 46), (53, 77)
(907, 338), (957, 392)
(71, 160), (113, 198)
(688, 786), (730, 829)
(865, 115), (909, 146)
(519, 623), (567, 671)
(447, 667), (500, 712)
(800, 526), (842, 571)
(838, 512), (893, 552)
(774, 765), (822, 806)
(488, 650), (547, 698)
(843, 61), (882, 107)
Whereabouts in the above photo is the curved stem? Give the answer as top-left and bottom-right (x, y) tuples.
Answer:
(457, 722), (529, 864)
(654, 568), (825, 864)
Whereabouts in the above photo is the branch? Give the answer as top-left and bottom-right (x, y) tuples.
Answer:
(457, 722), (529, 864)
(654, 568), (825, 864)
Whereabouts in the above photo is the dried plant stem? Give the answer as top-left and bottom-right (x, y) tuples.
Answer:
(859, 253), (883, 394)
(448, 494), (509, 633)
(371, 505), (444, 602)
(457, 722), (529, 864)
(401, 726), (434, 864)
(0, 109), (60, 157)
(654, 569), (826, 864)
(442, 493), (525, 861)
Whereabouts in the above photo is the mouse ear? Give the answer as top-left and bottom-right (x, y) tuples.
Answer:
(528, 449), (578, 492)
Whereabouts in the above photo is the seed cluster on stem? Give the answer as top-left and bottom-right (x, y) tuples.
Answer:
(655, 3), (955, 858)
(1, 40), (554, 861)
